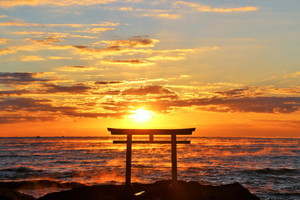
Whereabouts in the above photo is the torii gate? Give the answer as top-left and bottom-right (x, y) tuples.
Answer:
(107, 128), (196, 186)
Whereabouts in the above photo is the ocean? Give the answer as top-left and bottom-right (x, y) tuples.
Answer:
(0, 137), (299, 200)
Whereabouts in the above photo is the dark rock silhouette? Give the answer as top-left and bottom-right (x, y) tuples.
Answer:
(0, 180), (85, 200)
(0, 180), (85, 191)
(0, 188), (35, 200)
(0, 180), (260, 200)
(37, 180), (260, 200)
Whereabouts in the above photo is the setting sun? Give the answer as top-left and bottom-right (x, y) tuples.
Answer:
(130, 109), (154, 123)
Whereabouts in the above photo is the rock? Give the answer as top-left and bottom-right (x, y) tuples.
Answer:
(38, 185), (131, 200)
(0, 180), (85, 200)
(37, 180), (260, 200)
(0, 188), (35, 200)
(0, 180), (85, 190)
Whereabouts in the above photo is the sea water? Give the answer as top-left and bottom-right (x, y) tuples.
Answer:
(0, 137), (299, 200)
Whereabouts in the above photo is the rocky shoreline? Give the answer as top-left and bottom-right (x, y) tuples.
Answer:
(0, 180), (260, 200)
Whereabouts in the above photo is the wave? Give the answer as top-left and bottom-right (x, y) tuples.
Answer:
(0, 154), (30, 158)
(242, 168), (299, 175)
(273, 192), (300, 197)
(0, 167), (40, 173)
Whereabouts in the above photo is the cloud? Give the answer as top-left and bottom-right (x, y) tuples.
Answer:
(215, 87), (265, 98)
(0, 97), (124, 123)
(112, 96), (300, 114)
(2, 28), (203, 65)
(0, 15), (8, 18)
(141, 13), (182, 19)
(116, 6), (182, 19)
(48, 56), (73, 60)
(101, 59), (155, 66)
(1, 39), (73, 56)
(215, 86), (300, 98)
(77, 27), (115, 34)
(43, 84), (91, 94)
(0, 48), (16, 55)
(196, 97), (300, 114)
(20, 55), (72, 61)
(0, 98), (53, 111)
(11, 31), (98, 40)
(97, 90), (121, 95)
(91, 22), (120, 27)
(0, 83), (299, 124)
(0, 0), (118, 8)
(57, 66), (97, 72)
(119, 7), (133, 11)
(20, 56), (46, 62)
(12, 31), (48, 35)
(185, 97), (300, 114)
(175, 1), (258, 13)
(147, 55), (186, 61)
(0, 72), (49, 85)
(0, 20), (44, 27)
(13, 31), (98, 39)
(0, 89), (29, 96)
(99, 84), (300, 114)
(0, 38), (10, 45)
(102, 37), (159, 48)
(144, 47), (218, 62)
(122, 85), (175, 95)
(94, 85), (176, 97)
(0, 116), (55, 123)
(34, 36), (63, 44)
(0, 20), (119, 28)
(284, 71), (300, 78)
(95, 81), (122, 85)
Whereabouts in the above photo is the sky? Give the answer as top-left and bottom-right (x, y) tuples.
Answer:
(0, 0), (299, 137)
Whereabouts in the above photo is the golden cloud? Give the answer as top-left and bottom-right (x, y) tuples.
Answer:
(0, 48), (16, 55)
(12, 31), (47, 35)
(147, 55), (186, 61)
(0, 38), (10, 45)
(142, 13), (182, 19)
(13, 31), (98, 39)
(116, 6), (182, 19)
(0, 20), (120, 28)
(175, 1), (258, 13)
(145, 47), (218, 61)
(20, 55), (72, 62)
(48, 56), (73, 60)
(0, 20), (41, 26)
(101, 59), (155, 66)
(91, 22), (120, 27)
(284, 71), (300, 78)
(77, 27), (115, 34)
(0, 0), (118, 8)
(20, 56), (46, 62)
(57, 66), (97, 72)
(102, 37), (159, 48)
(119, 7), (133, 11)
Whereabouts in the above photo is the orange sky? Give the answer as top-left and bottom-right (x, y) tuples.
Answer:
(0, 1), (300, 137)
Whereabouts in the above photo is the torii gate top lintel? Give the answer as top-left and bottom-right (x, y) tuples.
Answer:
(107, 128), (195, 135)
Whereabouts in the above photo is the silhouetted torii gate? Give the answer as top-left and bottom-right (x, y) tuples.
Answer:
(107, 128), (195, 186)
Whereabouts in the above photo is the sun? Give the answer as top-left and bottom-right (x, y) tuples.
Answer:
(130, 109), (154, 123)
